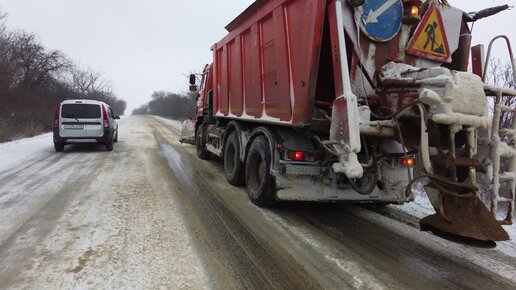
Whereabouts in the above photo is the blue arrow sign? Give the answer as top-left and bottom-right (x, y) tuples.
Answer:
(359, 0), (403, 42)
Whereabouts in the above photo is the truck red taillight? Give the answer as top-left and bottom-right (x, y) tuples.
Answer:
(54, 105), (60, 128)
(287, 150), (305, 162)
(102, 105), (110, 128)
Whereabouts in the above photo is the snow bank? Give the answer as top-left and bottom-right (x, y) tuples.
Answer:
(0, 132), (53, 174)
(0, 117), (133, 174)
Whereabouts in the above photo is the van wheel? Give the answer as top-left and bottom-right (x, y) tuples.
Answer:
(224, 131), (245, 186)
(106, 141), (113, 151)
(245, 136), (276, 206)
(54, 143), (64, 152)
(113, 130), (118, 143)
(196, 127), (210, 160)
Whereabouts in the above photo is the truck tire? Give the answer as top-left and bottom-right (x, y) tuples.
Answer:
(224, 131), (245, 186)
(54, 143), (64, 152)
(245, 136), (276, 206)
(196, 128), (211, 160)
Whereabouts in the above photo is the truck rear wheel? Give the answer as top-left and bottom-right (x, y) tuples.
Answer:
(196, 127), (211, 160)
(224, 131), (245, 186)
(245, 136), (276, 206)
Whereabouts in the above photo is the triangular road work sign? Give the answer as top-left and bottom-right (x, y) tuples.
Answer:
(407, 5), (451, 62)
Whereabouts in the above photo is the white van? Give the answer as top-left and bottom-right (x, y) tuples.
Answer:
(53, 99), (119, 152)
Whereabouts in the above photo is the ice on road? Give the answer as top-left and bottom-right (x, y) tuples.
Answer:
(0, 117), (209, 289)
(0, 115), (515, 290)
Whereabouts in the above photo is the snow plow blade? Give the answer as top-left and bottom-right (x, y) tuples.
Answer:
(421, 187), (510, 242)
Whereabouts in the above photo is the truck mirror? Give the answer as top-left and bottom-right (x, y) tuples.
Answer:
(189, 74), (196, 85)
(189, 84), (198, 92)
(348, 0), (365, 7)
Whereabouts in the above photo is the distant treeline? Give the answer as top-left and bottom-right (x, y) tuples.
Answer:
(132, 91), (196, 121)
(0, 10), (126, 142)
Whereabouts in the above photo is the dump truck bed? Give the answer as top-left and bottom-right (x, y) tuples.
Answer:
(212, 0), (327, 126)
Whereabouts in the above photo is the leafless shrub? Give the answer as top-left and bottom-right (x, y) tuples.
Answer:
(0, 122), (10, 142)
(69, 66), (112, 96)
(20, 121), (45, 138)
(0, 7), (126, 142)
(132, 91), (196, 121)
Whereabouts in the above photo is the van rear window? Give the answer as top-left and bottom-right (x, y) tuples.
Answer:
(61, 104), (101, 119)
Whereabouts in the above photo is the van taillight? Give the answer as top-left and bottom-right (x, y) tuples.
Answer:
(102, 105), (110, 128)
(54, 105), (60, 128)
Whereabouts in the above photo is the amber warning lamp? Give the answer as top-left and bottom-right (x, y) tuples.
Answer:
(403, 0), (422, 25)
(400, 156), (416, 168)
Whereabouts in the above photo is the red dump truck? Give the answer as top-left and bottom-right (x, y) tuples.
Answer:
(187, 0), (516, 241)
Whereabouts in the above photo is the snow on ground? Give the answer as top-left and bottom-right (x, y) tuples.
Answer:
(0, 115), (514, 269)
(0, 132), (53, 174)
(152, 116), (184, 132)
(0, 117), (134, 175)
(0, 116), (209, 289)
(154, 113), (516, 258)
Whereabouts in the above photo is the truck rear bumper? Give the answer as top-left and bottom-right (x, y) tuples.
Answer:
(54, 128), (114, 144)
(273, 163), (413, 203)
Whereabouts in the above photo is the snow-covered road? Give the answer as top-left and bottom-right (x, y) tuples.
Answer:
(0, 117), (208, 289)
(0, 116), (515, 289)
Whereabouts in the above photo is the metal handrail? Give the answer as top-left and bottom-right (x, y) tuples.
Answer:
(482, 35), (516, 84)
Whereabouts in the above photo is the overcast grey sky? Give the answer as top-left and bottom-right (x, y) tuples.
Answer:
(0, 0), (514, 113)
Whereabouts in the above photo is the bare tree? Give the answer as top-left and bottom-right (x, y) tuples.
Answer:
(0, 7), (127, 141)
(487, 59), (516, 128)
(0, 8), (7, 34)
(0, 13), (18, 90)
(133, 91), (196, 120)
(10, 32), (71, 89)
(67, 66), (127, 114)
(69, 66), (112, 96)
